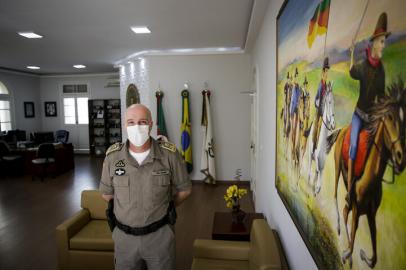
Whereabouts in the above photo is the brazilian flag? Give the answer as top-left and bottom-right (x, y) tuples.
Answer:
(156, 90), (169, 140)
(181, 89), (193, 173)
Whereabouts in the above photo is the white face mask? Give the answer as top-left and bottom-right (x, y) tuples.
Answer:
(127, 125), (150, 147)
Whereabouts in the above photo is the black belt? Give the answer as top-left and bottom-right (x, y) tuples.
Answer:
(116, 201), (176, 236)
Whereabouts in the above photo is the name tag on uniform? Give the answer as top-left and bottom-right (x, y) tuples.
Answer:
(152, 169), (170, 176)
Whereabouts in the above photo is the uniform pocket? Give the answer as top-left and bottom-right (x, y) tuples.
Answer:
(113, 176), (130, 204)
(152, 175), (171, 206)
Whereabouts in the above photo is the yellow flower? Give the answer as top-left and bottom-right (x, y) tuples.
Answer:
(224, 185), (247, 208)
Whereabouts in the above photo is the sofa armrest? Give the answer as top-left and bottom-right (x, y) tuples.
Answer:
(193, 239), (250, 261)
(55, 209), (90, 270)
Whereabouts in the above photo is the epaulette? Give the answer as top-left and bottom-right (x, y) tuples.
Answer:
(106, 143), (123, 156)
(159, 141), (176, 153)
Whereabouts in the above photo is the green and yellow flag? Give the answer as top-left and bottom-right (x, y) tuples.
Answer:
(180, 89), (193, 173)
(307, 0), (331, 48)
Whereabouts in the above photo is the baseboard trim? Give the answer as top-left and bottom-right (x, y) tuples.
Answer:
(191, 180), (250, 186)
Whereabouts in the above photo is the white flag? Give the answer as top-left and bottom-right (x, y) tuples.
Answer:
(200, 90), (216, 183)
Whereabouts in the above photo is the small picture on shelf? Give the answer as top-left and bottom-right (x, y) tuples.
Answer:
(97, 109), (104, 119)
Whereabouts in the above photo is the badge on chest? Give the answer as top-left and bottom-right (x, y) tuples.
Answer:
(152, 169), (170, 176)
(115, 168), (126, 176)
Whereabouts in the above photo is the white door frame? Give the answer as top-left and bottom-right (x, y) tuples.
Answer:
(250, 66), (259, 203)
(59, 81), (91, 153)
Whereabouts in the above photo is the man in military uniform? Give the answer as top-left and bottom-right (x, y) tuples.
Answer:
(312, 57), (330, 156)
(346, 12), (389, 206)
(100, 104), (192, 270)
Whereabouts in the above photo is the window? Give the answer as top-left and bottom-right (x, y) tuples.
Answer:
(77, 97), (89, 124)
(0, 81), (12, 132)
(62, 83), (89, 125)
(63, 97), (88, 125)
(0, 81), (9, 94)
(64, 98), (76, 124)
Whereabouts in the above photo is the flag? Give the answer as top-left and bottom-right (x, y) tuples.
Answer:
(156, 90), (169, 141)
(200, 90), (216, 184)
(307, 0), (331, 48)
(180, 89), (193, 173)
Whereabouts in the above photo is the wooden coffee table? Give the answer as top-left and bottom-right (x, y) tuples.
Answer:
(212, 212), (264, 241)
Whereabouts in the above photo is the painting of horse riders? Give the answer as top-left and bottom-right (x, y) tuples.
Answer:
(276, 0), (406, 269)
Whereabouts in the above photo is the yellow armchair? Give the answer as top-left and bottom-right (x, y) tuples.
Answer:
(56, 190), (114, 270)
(192, 219), (282, 270)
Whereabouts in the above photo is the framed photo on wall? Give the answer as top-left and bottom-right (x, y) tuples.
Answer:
(24, 102), (35, 118)
(276, 0), (406, 269)
(45, 101), (57, 117)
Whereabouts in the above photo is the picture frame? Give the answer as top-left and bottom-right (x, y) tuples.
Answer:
(45, 101), (57, 117)
(24, 102), (35, 118)
(276, 0), (406, 269)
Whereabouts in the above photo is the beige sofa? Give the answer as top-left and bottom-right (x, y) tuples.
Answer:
(192, 219), (282, 270)
(56, 190), (114, 270)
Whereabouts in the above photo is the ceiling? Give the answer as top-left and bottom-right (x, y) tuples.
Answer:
(0, 0), (268, 75)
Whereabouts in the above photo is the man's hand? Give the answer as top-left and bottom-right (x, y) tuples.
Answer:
(174, 188), (192, 207)
(102, 194), (114, 202)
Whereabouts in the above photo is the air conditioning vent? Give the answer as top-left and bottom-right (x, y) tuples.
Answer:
(63, 84), (88, 93)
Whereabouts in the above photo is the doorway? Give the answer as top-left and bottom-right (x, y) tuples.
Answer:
(61, 84), (90, 153)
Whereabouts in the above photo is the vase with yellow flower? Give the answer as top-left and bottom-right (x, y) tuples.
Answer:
(224, 185), (248, 224)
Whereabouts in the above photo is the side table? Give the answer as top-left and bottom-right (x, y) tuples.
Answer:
(212, 212), (264, 241)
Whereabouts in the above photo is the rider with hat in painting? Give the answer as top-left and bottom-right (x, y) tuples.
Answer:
(347, 12), (390, 206)
(283, 72), (292, 136)
(312, 57), (330, 156)
(290, 68), (301, 152)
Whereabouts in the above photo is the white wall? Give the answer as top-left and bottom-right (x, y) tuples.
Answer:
(39, 73), (120, 131)
(251, 1), (317, 269)
(0, 71), (41, 137)
(119, 54), (252, 181)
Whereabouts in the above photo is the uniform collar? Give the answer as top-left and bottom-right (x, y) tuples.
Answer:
(124, 138), (161, 167)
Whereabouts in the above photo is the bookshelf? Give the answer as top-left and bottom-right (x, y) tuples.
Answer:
(88, 99), (122, 156)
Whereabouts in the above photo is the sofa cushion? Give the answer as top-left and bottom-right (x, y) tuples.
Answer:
(249, 219), (281, 270)
(70, 220), (113, 251)
(81, 190), (108, 220)
(193, 239), (250, 261)
(191, 258), (249, 270)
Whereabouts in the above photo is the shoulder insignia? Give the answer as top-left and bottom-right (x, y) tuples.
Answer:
(106, 143), (123, 156)
(159, 141), (176, 153)
(115, 160), (125, 167)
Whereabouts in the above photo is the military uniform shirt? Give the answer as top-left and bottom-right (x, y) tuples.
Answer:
(99, 138), (191, 227)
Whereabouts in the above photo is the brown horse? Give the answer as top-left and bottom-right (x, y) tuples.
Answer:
(293, 88), (312, 182)
(327, 87), (405, 268)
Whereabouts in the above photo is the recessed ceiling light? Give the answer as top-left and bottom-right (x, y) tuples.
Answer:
(131, 26), (151, 34)
(27, 66), (40, 70)
(18, 32), (43, 39)
(73, 65), (86, 69)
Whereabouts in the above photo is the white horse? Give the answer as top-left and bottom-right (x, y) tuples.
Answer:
(306, 82), (336, 195)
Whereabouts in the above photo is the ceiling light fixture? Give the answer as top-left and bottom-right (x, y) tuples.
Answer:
(18, 32), (43, 39)
(131, 26), (151, 34)
(26, 66), (40, 70)
(73, 65), (86, 69)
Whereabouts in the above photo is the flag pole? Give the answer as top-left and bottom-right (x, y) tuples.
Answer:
(323, 0), (332, 57)
(352, 0), (370, 47)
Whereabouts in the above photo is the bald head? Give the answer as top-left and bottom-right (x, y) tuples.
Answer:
(125, 104), (153, 128)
